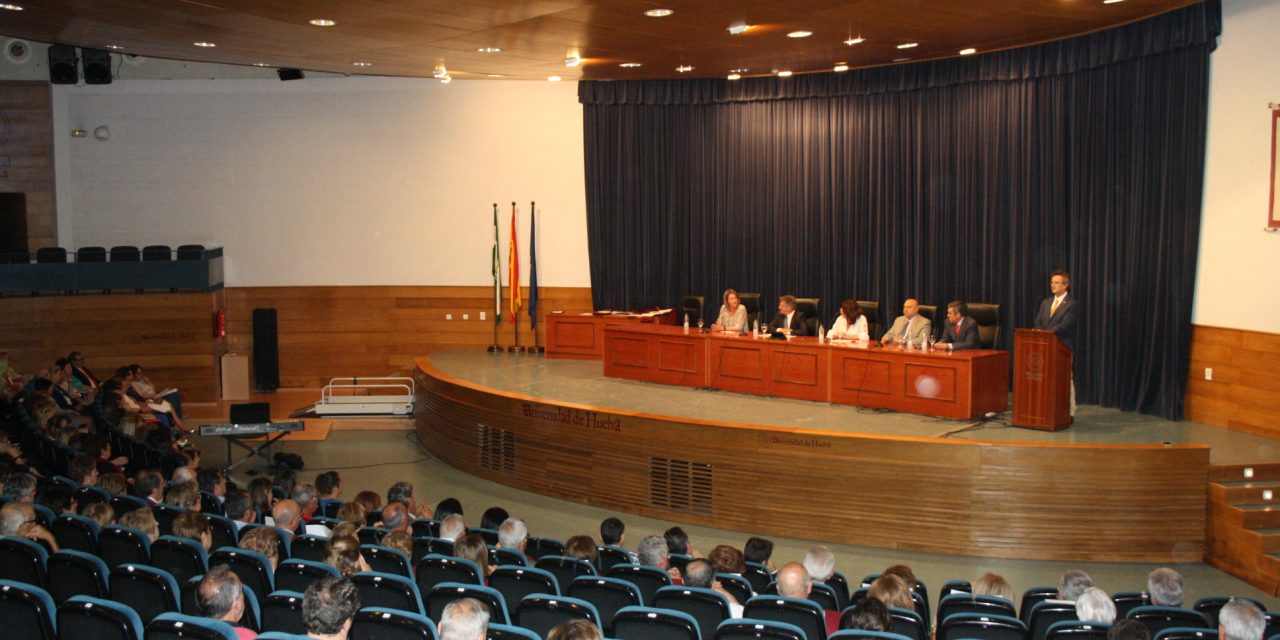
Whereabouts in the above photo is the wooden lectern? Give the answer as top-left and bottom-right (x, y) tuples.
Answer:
(1012, 328), (1072, 431)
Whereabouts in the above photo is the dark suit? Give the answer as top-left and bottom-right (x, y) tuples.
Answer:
(767, 310), (809, 336)
(938, 316), (980, 350)
(1034, 294), (1078, 351)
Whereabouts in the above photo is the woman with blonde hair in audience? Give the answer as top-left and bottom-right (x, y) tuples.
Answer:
(547, 619), (603, 640)
(882, 564), (917, 590)
(329, 521), (360, 542)
(973, 572), (1016, 602)
(98, 472), (127, 496)
(326, 535), (370, 578)
(564, 535), (598, 565)
(164, 482), (201, 511)
(173, 511), (213, 551)
(239, 525), (281, 570)
(353, 490), (382, 515)
(83, 502), (115, 528)
(381, 530), (413, 561)
(868, 573), (915, 610)
(454, 533), (493, 578)
(336, 501), (366, 527)
(119, 507), (161, 544)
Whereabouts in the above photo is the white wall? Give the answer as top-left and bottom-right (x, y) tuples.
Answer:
(50, 76), (589, 287)
(1193, 0), (1280, 333)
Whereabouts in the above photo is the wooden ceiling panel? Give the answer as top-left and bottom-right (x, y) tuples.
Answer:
(0, 0), (1201, 80)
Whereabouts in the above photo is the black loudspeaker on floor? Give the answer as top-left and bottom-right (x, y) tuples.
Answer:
(252, 308), (280, 392)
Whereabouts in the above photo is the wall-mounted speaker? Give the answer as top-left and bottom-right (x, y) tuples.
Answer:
(48, 45), (78, 84)
(4, 39), (31, 65)
(277, 68), (304, 81)
(81, 48), (112, 84)
(252, 308), (280, 392)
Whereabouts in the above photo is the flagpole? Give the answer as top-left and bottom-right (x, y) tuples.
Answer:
(528, 200), (544, 354)
(488, 202), (502, 353)
(508, 201), (523, 353)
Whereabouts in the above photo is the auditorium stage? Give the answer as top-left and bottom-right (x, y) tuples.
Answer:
(425, 349), (1276, 464)
(413, 350), (1279, 565)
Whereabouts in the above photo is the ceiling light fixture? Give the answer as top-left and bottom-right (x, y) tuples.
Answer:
(308, 18), (335, 27)
(893, 57), (911, 62)
(844, 36), (865, 46)
(105, 44), (125, 51)
(433, 66), (447, 78)
(253, 63), (270, 67)
(676, 65), (693, 72)
(477, 47), (501, 53)
(548, 75), (562, 81)
(193, 42), (216, 48)
(1103, 0), (1125, 3)
(352, 61), (372, 67)
(0, 3), (24, 10)
(727, 24), (751, 35)
(896, 42), (918, 49)
(487, 74), (505, 78)
(787, 30), (812, 38)
(730, 68), (749, 73)
(440, 75), (452, 84)
(564, 54), (582, 67)
(959, 48), (977, 55)
(777, 70), (793, 77)
(619, 62), (642, 68)
(727, 73), (741, 80)
(833, 63), (849, 72)
(644, 8), (673, 17)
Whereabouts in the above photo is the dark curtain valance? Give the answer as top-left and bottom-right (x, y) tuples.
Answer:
(579, 1), (1220, 420)
(578, 2), (1220, 106)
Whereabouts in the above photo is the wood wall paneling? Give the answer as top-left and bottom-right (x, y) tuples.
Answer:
(1185, 325), (1280, 439)
(0, 82), (56, 250)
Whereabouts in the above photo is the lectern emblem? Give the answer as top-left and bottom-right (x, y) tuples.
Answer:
(1025, 352), (1044, 381)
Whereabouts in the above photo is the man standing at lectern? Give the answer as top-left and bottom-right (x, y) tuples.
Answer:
(1034, 270), (1077, 416)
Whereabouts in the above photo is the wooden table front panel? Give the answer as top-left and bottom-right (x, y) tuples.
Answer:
(831, 346), (1009, 419)
(546, 312), (676, 360)
(603, 325), (708, 388)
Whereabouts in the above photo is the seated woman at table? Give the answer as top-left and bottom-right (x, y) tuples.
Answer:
(710, 288), (748, 333)
(829, 299), (870, 341)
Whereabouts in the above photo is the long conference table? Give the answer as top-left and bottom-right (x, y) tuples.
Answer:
(603, 324), (1009, 419)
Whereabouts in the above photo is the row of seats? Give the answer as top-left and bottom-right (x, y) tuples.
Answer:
(0, 245), (208, 264)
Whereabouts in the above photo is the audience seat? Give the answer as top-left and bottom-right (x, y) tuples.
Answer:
(1128, 606), (1212, 637)
(490, 565), (560, 618)
(0, 579), (58, 640)
(487, 623), (541, 640)
(612, 605), (701, 640)
(940, 593), (1018, 627)
(409, 518), (437, 538)
(256, 633), (311, 640)
(142, 245), (172, 262)
(606, 564), (671, 605)
(46, 549), (110, 604)
(152, 504), (185, 537)
(1020, 587), (1060, 622)
(568, 575), (642, 633)
(145, 612), (238, 640)
(350, 607), (439, 640)
(715, 618), (808, 640)
(274, 559), (339, 594)
(357, 525), (389, 546)
(826, 571), (852, 611)
(966, 302), (1001, 349)
(109, 563), (181, 624)
(412, 536), (454, 559)
(937, 612), (1028, 640)
(526, 535), (565, 560)
(1153, 629), (1218, 640)
(490, 546), (528, 567)
(415, 554), (485, 596)
(1027, 601), (1080, 640)
(427, 582), (511, 626)
(286, 533), (325, 563)
(73, 485), (111, 511)
(651, 585), (732, 640)
(1044, 620), (1111, 640)
(474, 527), (500, 546)
(745, 594), (829, 640)
(362, 544), (413, 578)
(35, 247), (67, 264)
(260, 590), (307, 635)
(1192, 596), (1268, 628)
(109, 246), (141, 262)
(596, 545), (632, 573)
(52, 513), (100, 555)
(57, 595), (145, 640)
(0, 535), (49, 588)
(109, 495), (149, 519)
(535, 554), (597, 591)
(831, 632), (915, 640)
(515, 594), (600, 639)
(742, 561), (773, 595)
(889, 606), (929, 640)
(75, 246), (107, 263)
(351, 571), (425, 616)
(176, 245), (206, 261)
(938, 580), (973, 603)
(150, 535), (209, 585)
(208, 547), (273, 605)
(717, 571), (754, 605)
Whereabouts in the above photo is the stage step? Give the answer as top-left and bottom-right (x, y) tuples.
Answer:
(1206, 463), (1280, 598)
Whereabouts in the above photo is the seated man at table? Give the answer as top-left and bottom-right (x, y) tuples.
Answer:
(936, 301), (980, 351)
(880, 298), (933, 346)
(766, 295), (809, 336)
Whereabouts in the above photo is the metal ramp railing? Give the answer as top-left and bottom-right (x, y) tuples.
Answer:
(313, 376), (414, 416)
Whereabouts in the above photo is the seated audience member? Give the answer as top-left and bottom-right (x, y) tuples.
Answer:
(881, 564), (916, 589)
(173, 511), (214, 550)
(1146, 568), (1184, 607)
(972, 571), (1015, 602)
(352, 490), (382, 515)
(328, 522), (359, 542)
(388, 481), (434, 519)
(239, 525), (281, 570)
(547, 619), (602, 640)
(67, 351), (101, 393)
(99, 472), (128, 496)
(777, 562), (841, 635)
(637, 534), (682, 583)
(248, 477), (275, 519)
(454, 533), (493, 578)
(325, 536), (370, 578)
(39, 484), (77, 515)
(0, 434), (34, 475)
(480, 506), (509, 531)
(224, 491), (256, 531)
(830, 299), (870, 341)
(198, 565), (258, 640)
(1056, 569), (1094, 602)
(303, 576), (361, 640)
(379, 502), (411, 534)
(564, 534), (597, 565)
(685, 558), (744, 616)
(1109, 619), (1151, 640)
(1077, 587), (1117, 624)
(710, 288), (748, 333)
(381, 530), (413, 560)
(1218, 598), (1266, 640)
(868, 573), (914, 610)
(600, 517), (626, 547)
(274, 469), (298, 501)
(128, 364), (185, 425)
(937, 301), (980, 350)
(498, 517), (529, 558)
(3, 471), (37, 502)
(134, 469), (166, 506)
(336, 501), (366, 528)
(83, 502), (115, 527)
(315, 471), (343, 508)
(435, 496), (464, 520)
(664, 525), (700, 557)
(172, 466), (198, 486)
(439, 513), (466, 542)
(271, 499), (303, 538)
(165, 482), (201, 512)
(743, 536), (777, 572)
(804, 545), (837, 583)
(119, 507), (161, 544)
(706, 544), (746, 576)
(199, 468), (228, 505)
(0, 502), (59, 551)
(841, 597), (892, 631)
(438, 597), (490, 640)
(293, 483), (329, 532)
(880, 298), (933, 346)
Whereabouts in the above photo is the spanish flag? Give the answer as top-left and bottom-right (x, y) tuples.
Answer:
(508, 202), (521, 323)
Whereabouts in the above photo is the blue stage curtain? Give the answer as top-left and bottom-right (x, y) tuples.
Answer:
(579, 1), (1219, 419)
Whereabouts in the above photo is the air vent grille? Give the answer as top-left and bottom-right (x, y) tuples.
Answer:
(478, 424), (515, 474)
(649, 457), (713, 514)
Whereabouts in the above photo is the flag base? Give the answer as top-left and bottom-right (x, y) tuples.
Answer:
(487, 345), (502, 353)
(507, 345), (522, 353)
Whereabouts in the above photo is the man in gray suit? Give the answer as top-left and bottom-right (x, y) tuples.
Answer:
(880, 298), (933, 346)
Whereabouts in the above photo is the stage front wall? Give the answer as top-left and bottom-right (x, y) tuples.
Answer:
(415, 357), (1209, 562)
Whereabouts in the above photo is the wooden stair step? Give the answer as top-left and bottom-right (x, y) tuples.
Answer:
(1259, 529), (1280, 553)
(1210, 463), (1280, 483)
(1209, 481), (1280, 505)
(1235, 504), (1280, 529)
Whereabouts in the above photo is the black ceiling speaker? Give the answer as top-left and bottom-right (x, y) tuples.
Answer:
(47, 44), (78, 84)
(81, 48), (112, 84)
(277, 68), (304, 81)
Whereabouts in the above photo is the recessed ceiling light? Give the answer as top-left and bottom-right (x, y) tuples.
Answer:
(787, 31), (813, 38)
(548, 75), (562, 81)
(105, 44), (125, 51)
(309, 18), (336, 27)
(777, 70), (793, 77)
(487, 74), (505, 78)
(676, 65), (694, 73)
(893, 57), (911, 62)
(477, 47), (501, 53)
(433, 67), (447, 78)
(253, 63), (270, 67)
(896, 42), (918, 49)
(0, 3), (24, 10)
(844, 36), (865, 46)
(440, 75), (451, 84)
(644, 8), (673, 17)
(959, 48), (977, 55)
(1103, 0), (1125, 3)
(193, 42), (216, 48)
(619, 62), (642, 68)
(833, 63), (849, 72)
(727, 24), (752, 35)
(352, 61), (372, 67)
(727, 73), (741, 80)
(564, 55), (582, 68)
(730, 68), (749, 73)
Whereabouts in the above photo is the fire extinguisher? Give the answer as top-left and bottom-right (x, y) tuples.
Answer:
(213, 310), (226, 338)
